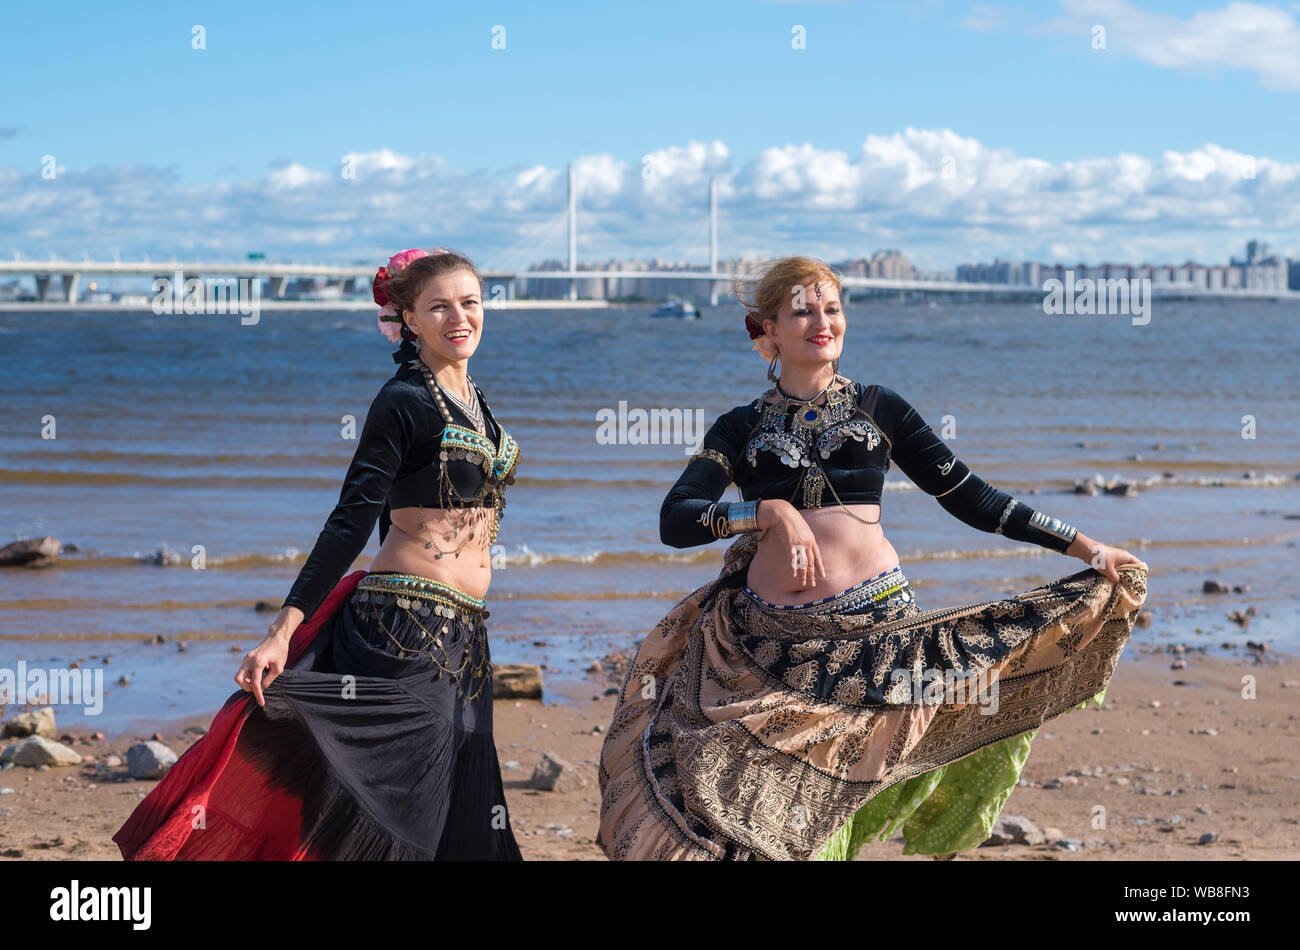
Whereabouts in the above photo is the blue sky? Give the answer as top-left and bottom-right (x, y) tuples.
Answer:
(3, 0), (1299, 270)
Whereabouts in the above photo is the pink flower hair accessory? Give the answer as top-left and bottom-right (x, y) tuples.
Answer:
(372, 247), (453, 342)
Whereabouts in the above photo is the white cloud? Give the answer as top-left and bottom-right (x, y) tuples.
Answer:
(266, 163), (330, 190)
(2, 132), (1297, 270)
(1046, 0), (1300, 91)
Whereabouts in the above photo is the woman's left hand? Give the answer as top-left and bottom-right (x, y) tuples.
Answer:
(1067, 533), (1147, 582)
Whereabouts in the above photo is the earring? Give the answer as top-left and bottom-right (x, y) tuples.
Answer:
(767, 350), (780, 382)
(832, 356), (840, 375)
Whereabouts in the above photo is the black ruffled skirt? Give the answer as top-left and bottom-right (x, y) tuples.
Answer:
(114, 570), (522, 861)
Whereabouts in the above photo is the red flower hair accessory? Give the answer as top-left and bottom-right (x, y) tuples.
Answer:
(744, 309), (764, 340)
(372, 266), (392, 307)
(373, 248), (431, 342)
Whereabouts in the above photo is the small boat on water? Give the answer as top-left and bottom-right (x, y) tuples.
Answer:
(651, 298), (699, 318)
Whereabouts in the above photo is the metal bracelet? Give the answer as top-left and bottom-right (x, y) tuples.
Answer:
(1028, 509), (1078, 544)
(696, 503), (722, 538)
(724, 499), (761, 535)
(994, 497), (1018, 535)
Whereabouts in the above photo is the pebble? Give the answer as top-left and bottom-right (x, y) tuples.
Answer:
(126, 741), (177, 780)
(1, 736), (82, 767)
(982, 816), (1044, 846)
(2, 707), (57, 739)
(529, 750), (585, 792)
(1197, 832), (1219, 845)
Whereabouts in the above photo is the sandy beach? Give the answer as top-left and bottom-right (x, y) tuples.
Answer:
(1, 647), (1296, 862)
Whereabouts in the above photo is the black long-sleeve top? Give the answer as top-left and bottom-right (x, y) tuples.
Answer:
(660, 380), (1077, 552)
(282, 362), (519, 621)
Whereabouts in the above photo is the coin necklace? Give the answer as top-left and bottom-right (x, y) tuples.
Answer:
(773, 372), (881, 526)
(414, 358), (486, 559)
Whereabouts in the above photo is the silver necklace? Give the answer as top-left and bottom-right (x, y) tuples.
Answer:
(415, 360), (484, 435)
(442, 378), (484, 434)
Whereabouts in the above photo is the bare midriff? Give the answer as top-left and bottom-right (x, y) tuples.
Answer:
(366, 505), (496, 600)
(745, 503), (901, 606)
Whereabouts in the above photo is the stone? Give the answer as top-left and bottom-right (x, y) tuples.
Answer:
(528, 750), (585, 792)
(126, 741), (178, 780)
(981, 815), (1044, 846)
(2, 735), (82, 767)
(2, 707), (56, 739)
(143, 545), (184, 566)
(0, 536), (61, 566)
(493, 664), (543, 700)
(1197, 832), (1218, 846)
(1201, 579), (1230, 594)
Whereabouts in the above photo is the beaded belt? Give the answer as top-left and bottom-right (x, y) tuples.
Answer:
(352, 572), (491, 705)
(742, 565), (913, 615)
(353, 572), (488, 619)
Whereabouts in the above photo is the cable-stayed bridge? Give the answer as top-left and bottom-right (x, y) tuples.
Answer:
(4, 167), (1296, 305)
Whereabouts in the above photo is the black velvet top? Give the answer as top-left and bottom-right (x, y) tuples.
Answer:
(661, 379), (1078, 553)
(282, 362), (520, 620)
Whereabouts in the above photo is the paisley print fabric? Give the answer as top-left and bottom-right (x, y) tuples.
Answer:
(596, 533), (1147, 861)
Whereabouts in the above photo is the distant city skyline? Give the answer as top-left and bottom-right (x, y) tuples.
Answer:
(4, 237), (1294, 305)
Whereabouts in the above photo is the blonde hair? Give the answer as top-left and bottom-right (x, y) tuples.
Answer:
(732, 256), (843, 361)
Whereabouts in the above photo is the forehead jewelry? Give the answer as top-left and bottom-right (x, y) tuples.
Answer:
(814, 282), (822, 301)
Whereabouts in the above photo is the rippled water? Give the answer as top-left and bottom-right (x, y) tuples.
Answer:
(1, 300), (1297, 727)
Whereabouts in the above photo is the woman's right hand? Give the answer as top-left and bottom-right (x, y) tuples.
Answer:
(756, 499), (826, 590)
(233, 607), (301, 706)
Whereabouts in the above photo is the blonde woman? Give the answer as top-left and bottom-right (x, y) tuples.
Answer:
(597, 256), (1147, 861)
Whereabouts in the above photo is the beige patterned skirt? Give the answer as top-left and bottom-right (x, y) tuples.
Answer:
(596, 533), (1148, 860)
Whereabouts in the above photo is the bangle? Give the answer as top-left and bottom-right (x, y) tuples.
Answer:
(697, 502), (728, 539)
(1028, 509), (1078, 544)
(724, 499), (760, 535)
(696, 500), (761, 539)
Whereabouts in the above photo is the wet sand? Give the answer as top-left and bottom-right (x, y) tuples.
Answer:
(1, 650), (1296, 861)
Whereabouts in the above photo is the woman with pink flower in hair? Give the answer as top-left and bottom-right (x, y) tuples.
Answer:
(114, 249), (523, 861)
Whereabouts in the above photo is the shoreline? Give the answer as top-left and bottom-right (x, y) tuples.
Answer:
(1, 649), (1296, 860)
